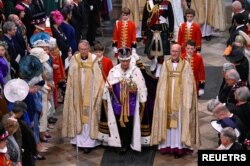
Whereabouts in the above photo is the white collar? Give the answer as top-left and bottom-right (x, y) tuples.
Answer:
(187, 21), (193, 29)
(225, 143), (234, 150)
(0, 147), (7, 153)
(240, 10), (246, 14)
(187, 53), (193, 59)
(236, 24), (245, 30)
(187, 21), (193, 24)
(22, 2), (29, 8)
(73, 2), (78, 6)
(98, 55), (103, 61)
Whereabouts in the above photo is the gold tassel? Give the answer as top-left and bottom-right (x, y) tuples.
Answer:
(119, 120), (126, 128)
(123, 83), (129, 123)
(118, 79), (130, 127)
(119, 80), (126, 127)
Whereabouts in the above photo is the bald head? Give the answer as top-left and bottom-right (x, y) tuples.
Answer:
(171, 44), (181, 50)
(232, 1), (243, 13)
(170, 44), (181, 60)
(8, 14), (22, 26)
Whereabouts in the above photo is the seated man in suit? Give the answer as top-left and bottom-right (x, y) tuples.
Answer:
(211, 103), (246, 144)
(217, 127), (244, 150)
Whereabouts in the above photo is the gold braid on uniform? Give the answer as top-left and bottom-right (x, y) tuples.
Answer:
(146, 3), (159, 24)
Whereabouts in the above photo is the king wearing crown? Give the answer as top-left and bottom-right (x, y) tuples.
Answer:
(99, 48), (147, 154)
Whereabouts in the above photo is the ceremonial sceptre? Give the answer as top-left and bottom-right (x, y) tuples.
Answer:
(97, 60), (120, 104)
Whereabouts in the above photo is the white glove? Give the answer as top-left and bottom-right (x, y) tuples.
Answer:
(132, 48), (136, 55)
(113, 47), (118, 53)
(90, 5), (94, 11)
(132, 52), (140, 61)
(198, 89), (205, 96)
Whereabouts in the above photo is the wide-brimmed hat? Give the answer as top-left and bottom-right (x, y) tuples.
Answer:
(225, 47), (244, 63)
(117, 48), (131, 61)
(32, 40), (50, 48)
(4, 78), (29, 103)
(30, 47), (50, 63)
(30, 32), (50, 47)
(32, 12), (47, 25)
(238, 30), (250, 45)
(211, 118), (240, 137)
(19, 55), (43, 81)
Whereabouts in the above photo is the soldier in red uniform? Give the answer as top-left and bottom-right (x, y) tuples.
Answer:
(112, 7), (137, 60)
(93, 42), (113, 80)
(141, 0), (174, 76)
(93, 42), (113, 140)
(182, 40), (205, 96)
(178, 8), (202, 53)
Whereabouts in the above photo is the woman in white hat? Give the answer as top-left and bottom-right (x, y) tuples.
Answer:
(30, 47), (54, 143)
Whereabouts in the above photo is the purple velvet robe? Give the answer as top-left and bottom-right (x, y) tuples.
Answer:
(111, 82), (137, 116)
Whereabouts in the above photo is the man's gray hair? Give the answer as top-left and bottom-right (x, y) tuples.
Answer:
(222, 63), (235, 72)
(64, 0), (73, 6)
(207, 99), (221, 112)
(235, 86), (250, 101)
(212, 103), (229, 115)
(3, 21), (16, 33)
(7, 14), (17, 22)
(225, 69), (240, 81)
(221, 127), (237, 143)
(78, 40), (90, 48)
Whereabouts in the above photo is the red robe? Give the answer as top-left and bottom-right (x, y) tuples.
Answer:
(182, 52), (205, 92)
(50, 47), (66, 84)
(0, 153), (12, 166)
(112, 20), (136, 56)
(178, 22), (202, 53)
(99, 56), (113, 80)
(50, 47), (66, 108)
